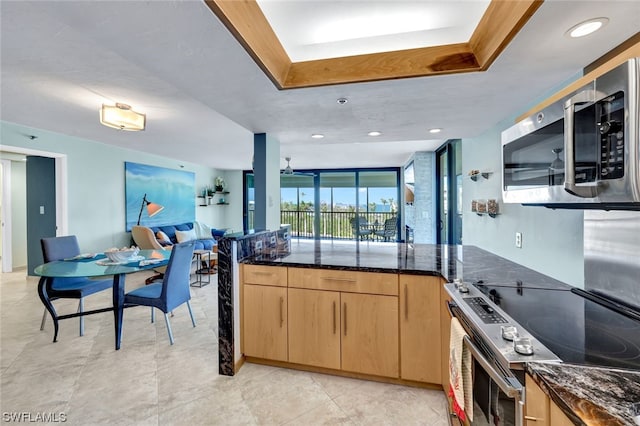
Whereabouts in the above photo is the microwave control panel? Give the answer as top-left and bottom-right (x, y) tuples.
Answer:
(598, 91), (625, 180)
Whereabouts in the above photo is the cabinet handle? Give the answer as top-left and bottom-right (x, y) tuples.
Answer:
(333, 301), (336, 334)
(343, 303), (347, 336)
(524, 416), (539, 421)
(322, 277), (356, 283)
(253, 271), (273, 276)
(404, 284), (408, 320)
(279, 296), (284, 328)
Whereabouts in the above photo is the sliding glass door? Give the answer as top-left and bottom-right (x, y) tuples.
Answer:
(436, 140), (462, 244)
(245, 168), (400, 240)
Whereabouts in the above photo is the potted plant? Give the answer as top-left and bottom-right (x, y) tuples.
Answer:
(214, 176), (225, 193)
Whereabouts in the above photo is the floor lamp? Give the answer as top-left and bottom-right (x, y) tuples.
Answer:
(137, 193), (164, 226)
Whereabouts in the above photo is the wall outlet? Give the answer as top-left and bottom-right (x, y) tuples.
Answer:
(515, 232), (522, 248)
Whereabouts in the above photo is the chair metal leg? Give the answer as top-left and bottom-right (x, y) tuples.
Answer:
(151, 308), (155, 323)
(38, 277), (59, 342)
(186, 301), (196, 327)
(40, 308), (48, 331)
(78, 298), (84, 336)
(163, 313), (174, 345)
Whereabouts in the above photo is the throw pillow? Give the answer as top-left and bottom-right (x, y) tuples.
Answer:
(156, 231), (171, 243)
(175, 228), (196, 243)
(193, 221), (212, 239)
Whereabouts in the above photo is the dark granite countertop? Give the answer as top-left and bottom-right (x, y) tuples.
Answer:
(242, 240), (572, 290)
(527, 362), (640, 425)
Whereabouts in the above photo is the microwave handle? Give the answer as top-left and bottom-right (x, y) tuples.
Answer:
(564, 89), (604, 198)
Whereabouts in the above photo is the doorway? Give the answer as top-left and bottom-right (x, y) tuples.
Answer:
(436, 140), (462, 245)
(0, 146), (68, 273)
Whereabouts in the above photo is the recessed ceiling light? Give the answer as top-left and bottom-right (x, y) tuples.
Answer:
(368, 131), (382, 136)
(311, 133), (325, 139)
(566, 17), (608, 38)
(429, 128), (442, 134)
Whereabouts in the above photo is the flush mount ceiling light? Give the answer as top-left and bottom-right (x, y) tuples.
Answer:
(368, 131), (382, 136)
(100, 103), (146, 131)
(311, 133), (325, 139)
(566, 17), (609, 38)
(429, 128), (442, 134)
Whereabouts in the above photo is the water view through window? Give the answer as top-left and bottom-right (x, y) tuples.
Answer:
(246, 169), (400, 240)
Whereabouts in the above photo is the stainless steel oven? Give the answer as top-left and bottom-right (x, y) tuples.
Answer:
(501, 57), (640, 208)
(445, 282), (561, 426)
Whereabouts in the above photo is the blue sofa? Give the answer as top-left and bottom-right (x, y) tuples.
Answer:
(149, 222), (225, 251)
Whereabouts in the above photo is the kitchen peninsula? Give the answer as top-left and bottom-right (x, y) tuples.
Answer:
(217, 234), (640, 425)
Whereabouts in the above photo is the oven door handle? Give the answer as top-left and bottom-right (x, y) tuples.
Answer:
(462, 335), (523, 399)
(447, 302), (523, 399)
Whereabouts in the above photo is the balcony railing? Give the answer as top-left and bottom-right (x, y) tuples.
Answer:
(279, 210), (396, 240)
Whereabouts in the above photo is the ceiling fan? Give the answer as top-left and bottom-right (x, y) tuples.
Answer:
(281, 157), (313, 176)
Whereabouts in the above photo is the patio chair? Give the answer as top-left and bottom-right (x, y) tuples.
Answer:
(350, 216), (372, 240)
(374, 217), (398, 242)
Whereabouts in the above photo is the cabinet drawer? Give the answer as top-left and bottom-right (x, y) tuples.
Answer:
(288, 268), (398, 296)
(243, 265), (288, 287)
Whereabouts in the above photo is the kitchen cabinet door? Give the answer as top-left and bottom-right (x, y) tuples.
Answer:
(341, 292), (399, 378)
(550, 401), (574, 426)
(243, 284), (288, 361)
(400, 275), (441, 383)
(440, 280), (452, 389)
(525, 375), (550, 426)
(288, 288), (341, 370)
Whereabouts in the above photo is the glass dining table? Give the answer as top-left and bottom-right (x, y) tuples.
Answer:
(33, 249), (170, 350)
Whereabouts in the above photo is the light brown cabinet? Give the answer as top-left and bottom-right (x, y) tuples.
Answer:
(525, 375), (549, 426)
(288, 268), (399, 378)
(440, 282), (452, 389)
(399, 275), (442, 383)
(550, 400), (574, 426)
(287, 288), (341, 369)
(525, 374), (572, 426)
(243, 264), (288, 287)
(242, 284), (288, 361)
(242, 264), (445, 383)
(341, 292), (399, 378)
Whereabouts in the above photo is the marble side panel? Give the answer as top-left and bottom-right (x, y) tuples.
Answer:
(527, 362), (640, 426)
(218, 230), (289, 376)
(217, 237), (234, 376)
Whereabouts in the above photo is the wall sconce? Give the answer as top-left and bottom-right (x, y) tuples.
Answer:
(100, 103), (146, 131)
(137, 193), (164, 225)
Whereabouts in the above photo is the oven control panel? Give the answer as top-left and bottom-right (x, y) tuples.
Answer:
(464, 297), (508, 324)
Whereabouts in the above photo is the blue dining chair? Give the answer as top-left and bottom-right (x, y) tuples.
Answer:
(123, 241), (196, 345)
(40, 236), (112, 338)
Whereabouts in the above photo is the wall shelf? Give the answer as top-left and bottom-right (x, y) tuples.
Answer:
(198, 191), (230, 206)
(469, 171), (493, 181)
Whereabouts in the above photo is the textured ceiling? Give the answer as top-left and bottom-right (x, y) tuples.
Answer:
(255, 0), (491, 61)
(1, 1), (639, 171)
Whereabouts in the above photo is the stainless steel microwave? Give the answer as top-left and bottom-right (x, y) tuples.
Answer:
(501, 58), (639, 209)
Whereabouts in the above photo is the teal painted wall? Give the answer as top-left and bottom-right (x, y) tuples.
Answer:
(1, 121), (241, 254)
(461, 120), (584, 287)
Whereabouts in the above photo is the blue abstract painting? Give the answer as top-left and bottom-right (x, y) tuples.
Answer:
(125, 162), (195, 231)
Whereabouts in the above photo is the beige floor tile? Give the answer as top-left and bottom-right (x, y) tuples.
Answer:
(1, 269), (449, 426)
(283, 399), (354, 426)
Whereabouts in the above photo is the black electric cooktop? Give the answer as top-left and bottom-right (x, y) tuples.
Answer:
(474, 282), (640, 371)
